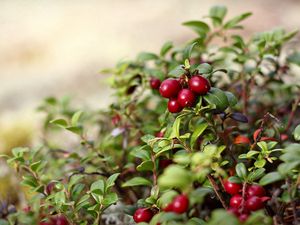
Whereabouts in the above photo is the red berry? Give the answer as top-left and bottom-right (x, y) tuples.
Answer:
(159, 79), (181, 98)
(163, 203), (174, 212)
(245, 196), (264, 211)
(133, 208), (153, 223)
(51, 215), (69, 225)
(177, 89), (196, 107)
(172, 194), (189, 214)
(168, 99), (183, 113)
(188, 75), (211, 95)
(150, 77), (161, 90)
(247, 185), (266, 197)
(224, 180), (242, 195)
(230, 195), (243, 208)
(239, 214), (249, 222)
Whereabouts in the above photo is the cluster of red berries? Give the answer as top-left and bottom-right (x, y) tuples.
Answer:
(224, 180), (269, 222)
(133, 194), (189, 223)
(150, 75), (211, 113)
(39, 215), (69, 225)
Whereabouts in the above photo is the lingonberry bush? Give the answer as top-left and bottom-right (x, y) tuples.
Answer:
(1, 5), (300, 225)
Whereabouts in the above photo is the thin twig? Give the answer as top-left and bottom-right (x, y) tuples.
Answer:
(207, 175), (228, 210)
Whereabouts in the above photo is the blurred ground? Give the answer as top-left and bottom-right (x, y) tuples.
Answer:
(0, 0), (300, 150)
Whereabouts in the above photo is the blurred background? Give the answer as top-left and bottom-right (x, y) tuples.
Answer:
(0, 0), (300, 202)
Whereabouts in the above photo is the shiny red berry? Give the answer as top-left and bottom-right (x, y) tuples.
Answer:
(172, 194), (189, 214)
(168, 99), (183, 113)
(177, 89), (196, 107)
(188, 75), (211, 95)
(163, 203), (174, 212)
(230, 195), (243, 208)
(224, 180), (242, 195)
(245, 196), (264, 211)
(247, 185), (266, 197)
(133, 208), (153, 223)
(159, 79), (181, 98)
(150, 77), (161, 90)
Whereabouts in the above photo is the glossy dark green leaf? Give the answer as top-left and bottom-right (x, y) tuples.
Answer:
(259, 172), (283, 186)
(196, 63), (213, 74)
(190, 122), (208, 150)
(204, 87), (229, 111)
(209, 5), (227, 26)
(122, 177), (152, 187)
(235, 163), (247, 179)
(50, 118), (68, 128)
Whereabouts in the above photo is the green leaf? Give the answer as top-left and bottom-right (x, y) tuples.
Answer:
(235, 163), (247, 179)
(182, 21), (210, 37)
(50, 118), (68, 128)
(209, 5), (227, 26)
(259, 172), (283, 186)
(169, 116), (182, 139)
(257, 141), (268, 152)
(224, 91), (238, 107)
(137, 160), (154, 172)
(54, 191), (66, 207)
(223, 12), (252, 29)
(141, 134), (156, 144)
(278, 161), (300, 175)
(204, 87), (229, 111)
(293, 124), (300, 140)
(254, 159), (266, 168)
(0, 219), (9, 225)
(196, 63), (213, 74)
(75, 194), (90, 211)
(122, 177), (152, 187)
(287, 52), (300, 66)
(183, 42), (198, 60)
(247, 168), (265, 182)
(71, 111), (83, 126)
(158, 165), (192, 191)
(106, 173), (120, 191)
(206, 209), (239, 225)
(190, 122), (208, 150)
(30, 160), (42, 172)
(68, 175), (84, 192)
(137, 52), (159, 61)
(160, 41), (173, 57)
(21, 175), (38, 188)
(90, 179), (105, 195)
(103, 192), (118, 206)
(168, 65), (186, 77)
(246, 150), (260, 158)
(228, 176), (242, 184)
(66, 126), (83, 135)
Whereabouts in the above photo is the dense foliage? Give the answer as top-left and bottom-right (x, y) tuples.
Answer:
(1, 5), (300, 225)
